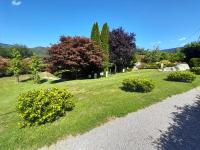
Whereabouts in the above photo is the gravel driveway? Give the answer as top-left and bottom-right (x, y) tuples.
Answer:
(41, 87), (200, 150)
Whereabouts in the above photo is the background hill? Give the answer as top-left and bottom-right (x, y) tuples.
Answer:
(0, 43), (49, 57)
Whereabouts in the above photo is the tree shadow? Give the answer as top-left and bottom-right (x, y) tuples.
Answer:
(153, 96), (200, 150)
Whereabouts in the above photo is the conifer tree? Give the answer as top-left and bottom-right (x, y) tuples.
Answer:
(100, 23), (109, 72)
(91, 22), (101, 47)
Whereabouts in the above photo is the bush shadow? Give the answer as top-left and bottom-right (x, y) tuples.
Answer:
(49, 79), (66, 84)
(153, 95), (200, 150)
(39, 79), (48, 84)
(119, 86), (135, 92)
(20, 78), (32, 82)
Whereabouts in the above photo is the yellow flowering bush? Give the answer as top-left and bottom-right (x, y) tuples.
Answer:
(17, 88), (75, 127)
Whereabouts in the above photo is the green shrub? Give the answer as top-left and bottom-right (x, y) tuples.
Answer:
(189, 58), (200, 67)
(167, 71), (196, 83)
(122, 78), (155, 92)
(190, 67), (200, 75)
(17, 88), (75, 127)
(145, 63), (160, 69)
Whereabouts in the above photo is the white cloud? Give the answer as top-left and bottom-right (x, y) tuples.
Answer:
(11, 0), (22, 6)
(150, 41), (162, 45)
(179, 37), (186, 41)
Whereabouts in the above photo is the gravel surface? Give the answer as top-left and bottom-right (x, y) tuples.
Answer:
(41, 87), (200, 150)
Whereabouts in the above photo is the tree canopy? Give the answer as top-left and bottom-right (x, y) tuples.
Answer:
(109, 27), (136, 71)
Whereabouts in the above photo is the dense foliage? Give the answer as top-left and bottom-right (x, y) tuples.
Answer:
(189, 58), (200, 67)
(190, 67), (200, 75)
(0, 56), (12, 77)
(0, 45), (33, 58)
(91, 22), (101, 47)
(100, 23), (109, 72)
(47, 36), (103, 78)
(122, 78), (155, 92)
(143, 49), (184, 63)
(181, 41), (200, 63)
(167, 71), (196, 83)
(109, 27), (136, 71)
(17, 88), (75, 127)
(0, 46), (12, 58)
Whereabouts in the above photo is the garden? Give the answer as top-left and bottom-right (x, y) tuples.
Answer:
(0, 22), (200, 150)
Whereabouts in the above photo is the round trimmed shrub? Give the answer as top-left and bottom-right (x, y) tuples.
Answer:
(17, 88), (75, 127)
(167, 71), (196, 83)
(122, 78), (155, 92)
(190, 67), (200, 75)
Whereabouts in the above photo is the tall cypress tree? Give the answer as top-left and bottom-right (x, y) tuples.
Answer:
(101, 23), (109, 72)
(91, 22), (101, 47)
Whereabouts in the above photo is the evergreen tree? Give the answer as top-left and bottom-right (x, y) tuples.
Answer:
(100, 23), (109, 72)
(91, 22), (101, 47)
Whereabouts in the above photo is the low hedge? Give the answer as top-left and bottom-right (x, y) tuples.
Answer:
(122, 78), (155, 92)
(190, 67), (200, 75)
(17, 88), (75, 127)
(167, 71), (196, 83)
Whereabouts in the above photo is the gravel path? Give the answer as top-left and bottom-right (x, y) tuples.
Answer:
(41, 87), (200, 150)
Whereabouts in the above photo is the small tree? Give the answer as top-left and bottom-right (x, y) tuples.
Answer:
(10, 48), (22, 83)
(91, 22), (101, 48)
(101, 23), (109, 73)
(30, 55), (41, 83)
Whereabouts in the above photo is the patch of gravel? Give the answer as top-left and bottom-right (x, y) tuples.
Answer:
(40, 87), (200, 150)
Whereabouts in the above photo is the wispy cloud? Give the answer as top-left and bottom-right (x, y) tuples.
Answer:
(11, 0), (22, 6)
(150, 41), (162, 45)
(179, 37), (186, 41)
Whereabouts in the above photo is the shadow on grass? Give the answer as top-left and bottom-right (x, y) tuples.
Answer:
(49, 79), (66, 84)
(164, 78), (193, 83)
(119, 86), (135, 92)
(153, 95), (200, 150)
(39, 79), (48, 84)
(20, 78), (32, 82)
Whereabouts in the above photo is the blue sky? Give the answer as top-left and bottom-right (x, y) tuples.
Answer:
(1, 0), (200, 49)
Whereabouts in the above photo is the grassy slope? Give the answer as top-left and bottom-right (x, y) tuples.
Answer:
(0, 70), (200, 150)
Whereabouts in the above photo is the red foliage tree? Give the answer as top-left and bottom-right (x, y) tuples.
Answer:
(47, 36), (103, 77)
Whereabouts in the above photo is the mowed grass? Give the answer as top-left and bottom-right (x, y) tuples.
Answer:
(0, 70), (200, 150)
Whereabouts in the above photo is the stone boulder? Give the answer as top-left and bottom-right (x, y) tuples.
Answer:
(175, 63), (190, 71)
(159, 63), (190, 72)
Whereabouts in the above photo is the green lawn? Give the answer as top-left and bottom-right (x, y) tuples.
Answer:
(0, 70), (200, 150)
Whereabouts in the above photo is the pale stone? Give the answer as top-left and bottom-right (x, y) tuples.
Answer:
(175, 63), (190, 71)
(94, 73), (97, 79)
(105, 71), (108, 77)
(161, 63), (190, 72)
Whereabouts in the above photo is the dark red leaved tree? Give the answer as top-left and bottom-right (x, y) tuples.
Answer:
(47, 36), (103, 78)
